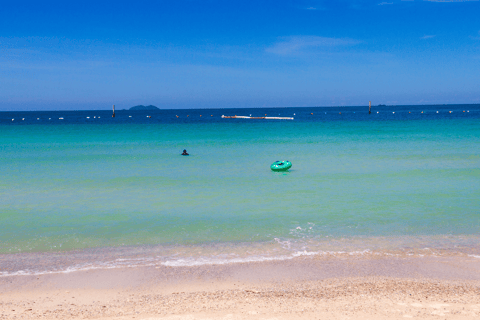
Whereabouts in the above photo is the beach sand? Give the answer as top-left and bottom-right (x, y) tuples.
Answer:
(1, 255), (480, 319)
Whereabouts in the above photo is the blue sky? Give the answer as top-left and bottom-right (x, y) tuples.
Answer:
(1, 0), (479, 110)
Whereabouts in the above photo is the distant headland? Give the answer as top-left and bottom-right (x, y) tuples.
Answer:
(129, 105), (160, 111)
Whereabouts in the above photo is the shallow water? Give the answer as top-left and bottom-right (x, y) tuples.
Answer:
(1, 105), (479, 275)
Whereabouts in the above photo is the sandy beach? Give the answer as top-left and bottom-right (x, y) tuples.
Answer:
(1, 255), (480, 319)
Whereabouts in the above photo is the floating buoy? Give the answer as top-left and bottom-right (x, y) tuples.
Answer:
(409, 112), (411, 113)
(463, 110), (465, 113)
(377, 111), (379, 114)
(37, 118), (40, 120)
(87, 117), (90, 119)
(265, 114), (267, 116)
(339, 112), (341, 114)
(59, 117), (64, 120)
(393, 112), (395, 114)
(129, 116), (132, 117)
(200, 115), (202, 117)
(311, 113), (313, 115)
(187, 115), (189, 117)
(421, 111), (424, 113)
(22, 118), (25, 120)
(436, 111), (439, 113)
(270, 160), (292, 172)
(449, 111), (452, 113)
(293, 113), (295, 115)
(176, 115), (178, 118)
(12, 119), (14, 121)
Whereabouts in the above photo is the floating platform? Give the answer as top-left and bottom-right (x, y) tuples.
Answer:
(221, 115), (294, 120)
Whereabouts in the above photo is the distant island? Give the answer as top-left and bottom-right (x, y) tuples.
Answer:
(129, 105), (160, 111)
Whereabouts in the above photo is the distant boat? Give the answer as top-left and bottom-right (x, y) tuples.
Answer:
(377, 104), (386, 107)
(221, 115), (293, 120)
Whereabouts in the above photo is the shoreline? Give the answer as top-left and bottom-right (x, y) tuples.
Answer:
(1, 255), (480, 319)
(2, 236), (480, 277)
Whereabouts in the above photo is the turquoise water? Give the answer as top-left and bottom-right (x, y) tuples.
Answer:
(1, 106), (479, 274)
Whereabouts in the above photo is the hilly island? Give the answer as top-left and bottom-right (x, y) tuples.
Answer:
(129, 105), (159, 111)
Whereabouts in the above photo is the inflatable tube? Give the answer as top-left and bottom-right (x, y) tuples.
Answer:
(270, 160), (292, 172)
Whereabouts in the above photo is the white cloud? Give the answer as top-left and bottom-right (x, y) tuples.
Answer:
(378, 2), (393, 5)
(266, 36), (361, 55)
(421, 35), (436, 39)
(306, 7), (317, 10)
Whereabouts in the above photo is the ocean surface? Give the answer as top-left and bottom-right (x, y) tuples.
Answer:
(1, 105), (479, 275)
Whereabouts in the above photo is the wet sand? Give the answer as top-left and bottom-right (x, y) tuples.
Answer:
(1, 255), (480, 319)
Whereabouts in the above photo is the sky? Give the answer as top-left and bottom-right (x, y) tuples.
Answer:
(1, 0), (479, 110)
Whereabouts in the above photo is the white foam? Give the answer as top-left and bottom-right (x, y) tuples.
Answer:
(161, 250), (320, 267)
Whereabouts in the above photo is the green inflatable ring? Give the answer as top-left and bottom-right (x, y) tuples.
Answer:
(270, 160), (292, 171)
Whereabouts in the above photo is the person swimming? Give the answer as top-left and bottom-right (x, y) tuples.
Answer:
(181, 149), (189, 156)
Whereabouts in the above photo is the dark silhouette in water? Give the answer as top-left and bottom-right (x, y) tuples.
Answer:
(181, 149), (189, 156)
(129, 105), (159, 111)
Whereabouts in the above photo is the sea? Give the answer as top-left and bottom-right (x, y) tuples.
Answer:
(1, 105), (479, 276)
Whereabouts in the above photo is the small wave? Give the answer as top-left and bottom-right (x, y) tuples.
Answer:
(0, 249), (388, 276)
(161, 250), (319, 267)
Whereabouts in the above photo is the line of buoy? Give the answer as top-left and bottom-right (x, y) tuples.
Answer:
(6, 110), (476, 123)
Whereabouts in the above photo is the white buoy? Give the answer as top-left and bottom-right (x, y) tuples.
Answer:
(129, 116), (132, 118)
(59, 117), (64, 120)
(293, 113), (295, 115)
(37, 118), (40, 120)
(393, 112), (395, 114)
(87, 117), (90, 119)
(436, 111), (439, 113)
(377, 111), (379, 113)
(22, 118), (25, 120)
(12, 119), (14, 121)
